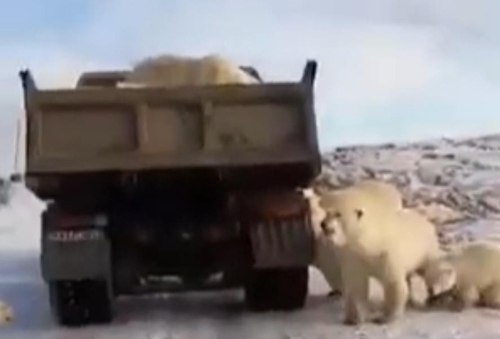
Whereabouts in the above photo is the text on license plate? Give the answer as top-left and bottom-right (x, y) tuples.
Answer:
(47, 230), (104, 242)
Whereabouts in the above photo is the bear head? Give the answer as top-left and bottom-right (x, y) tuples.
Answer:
(422, 258), (457, 297)
(318, 188), (375, 249)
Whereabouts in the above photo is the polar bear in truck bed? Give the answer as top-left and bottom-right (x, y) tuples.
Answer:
(318, 184), (441, 325)
(123, 54), (259, 88)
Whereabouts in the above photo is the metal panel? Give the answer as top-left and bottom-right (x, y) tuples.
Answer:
(206, 103), (304, 151)
(40, 106), (136, 156)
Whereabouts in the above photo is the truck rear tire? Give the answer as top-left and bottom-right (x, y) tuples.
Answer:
(49, 279), (114, 326)
(244, 267), (308, 311)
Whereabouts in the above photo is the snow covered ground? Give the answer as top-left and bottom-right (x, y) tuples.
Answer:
(1, 134), (500, 338)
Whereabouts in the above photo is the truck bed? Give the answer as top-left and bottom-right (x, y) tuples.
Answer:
(26, 84), (319, 173)
(20, 61), (320, 181)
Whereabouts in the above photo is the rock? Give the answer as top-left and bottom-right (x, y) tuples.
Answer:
(381, 143), (396, 149)
(421, 144), (436, 151)
(477, 193), (500, 214)
(422, 153), (438, 159)
(412, 202), (466, 226)
(416, 167), (444, 186)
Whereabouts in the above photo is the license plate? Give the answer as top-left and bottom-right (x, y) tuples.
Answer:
(47, 230), (104, 242)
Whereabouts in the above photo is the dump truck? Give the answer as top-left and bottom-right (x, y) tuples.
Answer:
(18, 60), (321, 326)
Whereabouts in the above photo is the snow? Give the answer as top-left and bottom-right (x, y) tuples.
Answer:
(1, 135), (500, 338)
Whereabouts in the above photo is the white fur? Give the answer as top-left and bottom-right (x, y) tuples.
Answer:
(319, 186), (441, 325)
(124, 54), (259, 88)
(302, 187), (342, 294)
(0, 300), (13, 324)
(423, 241), (500, 311)
(302, 187), (325, 238)
(353, 179), (403, 211)
(317, 180), (404, 249)
(315, 235), (344, 295)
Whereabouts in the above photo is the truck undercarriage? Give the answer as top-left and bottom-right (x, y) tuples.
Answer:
(40, 165), (314, 325)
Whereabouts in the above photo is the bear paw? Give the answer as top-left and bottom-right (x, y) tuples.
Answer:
(448, 298), (467, 312)
(343, 311), (366, 326)
(327, 290), (342, 298)
(373, 313), (398, 325)
(343, 316), (361, 326)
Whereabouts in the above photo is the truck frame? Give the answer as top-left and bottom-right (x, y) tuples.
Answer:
(18, 60), (321, 326)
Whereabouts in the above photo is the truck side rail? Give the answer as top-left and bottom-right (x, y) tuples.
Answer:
(301, 60), (317, 87)
(74, 60), (315, 88)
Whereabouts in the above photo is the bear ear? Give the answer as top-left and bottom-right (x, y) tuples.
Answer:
(355, 209), (364, 220)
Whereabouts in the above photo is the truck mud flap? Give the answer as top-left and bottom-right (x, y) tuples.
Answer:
(248, 214), (314, 269)
(41, 229), (111, 281)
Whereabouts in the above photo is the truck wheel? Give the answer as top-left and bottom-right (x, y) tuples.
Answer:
(113, 255), (141, 294)
(244, 267), (308, 311)
(180, 273), (210, 287)
(49, 279), (114, 326)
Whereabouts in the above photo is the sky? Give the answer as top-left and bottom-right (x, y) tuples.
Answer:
(1, 0), (500, 175)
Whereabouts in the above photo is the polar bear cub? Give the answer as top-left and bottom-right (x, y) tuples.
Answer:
(423, 241), (500, 311)
(0, 300), (13, 324)
(319, 186), (441, 324)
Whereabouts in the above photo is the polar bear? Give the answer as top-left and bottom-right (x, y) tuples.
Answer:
(319, 186), (441, 324)
(351, 179), (403, 211)
(0, 300), (13, 324)
(123, 54), (259, 88)
(302, 187), (326, 238)
(314, 236), (344, 296)
(304, 180), (404, 298)
(302, 187), (343, 296)
(422, 241), (500, 311)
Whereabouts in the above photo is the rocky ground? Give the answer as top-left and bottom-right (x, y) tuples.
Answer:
(315, 134), (500, 248)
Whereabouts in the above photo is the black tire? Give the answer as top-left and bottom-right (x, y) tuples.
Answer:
(223, 268), (245, 286)
(49, 279), (114, 326)
(180, 272), (211, 287)
(244, 267), (308, 311)
(113, 255), (141, 295)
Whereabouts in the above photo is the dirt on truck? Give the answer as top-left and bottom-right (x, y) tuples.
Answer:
(18, 57), (321, 327)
